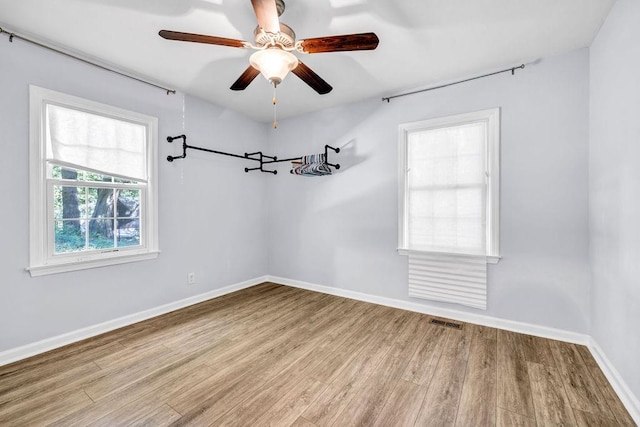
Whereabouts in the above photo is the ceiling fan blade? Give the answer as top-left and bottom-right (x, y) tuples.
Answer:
(292, 61), (332, 95)
(298, 32), (379, 54)
(159, 30), (248, 48)
(251, 0), (280, 34)
(230, 66), (261, 91)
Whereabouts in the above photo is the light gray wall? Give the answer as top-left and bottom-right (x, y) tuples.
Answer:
(0, 39), (269, 351)
(590, 0), (640, 399)
(267, 48), (591, 334)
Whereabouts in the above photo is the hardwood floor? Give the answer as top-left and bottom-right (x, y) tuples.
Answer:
(0, 283), (635, 426)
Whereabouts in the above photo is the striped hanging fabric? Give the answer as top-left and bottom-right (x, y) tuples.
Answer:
(408, 252), (487, 310)
(290, 153), (332, 176)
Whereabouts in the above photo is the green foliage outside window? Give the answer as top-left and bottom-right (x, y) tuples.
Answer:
(52, 166), (141, 254)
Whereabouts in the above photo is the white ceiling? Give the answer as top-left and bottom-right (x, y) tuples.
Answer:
(0, 0), (614, 122)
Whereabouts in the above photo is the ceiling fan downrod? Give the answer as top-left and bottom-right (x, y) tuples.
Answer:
(272, 84), (278, 128)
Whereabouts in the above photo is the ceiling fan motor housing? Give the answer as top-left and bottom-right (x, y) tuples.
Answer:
(254, 23), (295, 48)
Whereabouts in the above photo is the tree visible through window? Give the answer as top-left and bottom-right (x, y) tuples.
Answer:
(53, 166), (142, 253)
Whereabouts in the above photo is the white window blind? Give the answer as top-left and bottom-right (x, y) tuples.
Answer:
(406, 122), (487, 255)
(408, 252), (487, 310)
(46, 104), (148, 182)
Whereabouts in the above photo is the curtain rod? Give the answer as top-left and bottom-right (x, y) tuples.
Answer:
(381, 64), (525, 103)
(0, 26), (176, 95)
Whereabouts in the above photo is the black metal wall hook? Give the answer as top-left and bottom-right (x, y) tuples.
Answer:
(324, 145), (341, 170)
(244, 152), (277, 175)
(166, 135), (187, 162)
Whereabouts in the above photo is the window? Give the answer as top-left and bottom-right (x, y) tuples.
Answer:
(28, 86), (158, 276)
(398, 108), (500, 263)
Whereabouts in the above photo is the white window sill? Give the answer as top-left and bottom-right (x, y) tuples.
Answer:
(26, 250), (160, 277)
(397, 248), (501, 264)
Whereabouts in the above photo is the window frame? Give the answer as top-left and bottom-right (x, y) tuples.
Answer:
(398, 108), (501, 263)
(28, 85), (159, 276)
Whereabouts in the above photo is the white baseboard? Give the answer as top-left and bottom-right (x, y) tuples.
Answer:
(267, 275), (589, 344)
(588, 338), (640, 424)
(0, 276), (268, 367)
(268, 275), (640, 424)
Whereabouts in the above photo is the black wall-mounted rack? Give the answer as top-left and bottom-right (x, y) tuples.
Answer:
(166, 135), (340, 175)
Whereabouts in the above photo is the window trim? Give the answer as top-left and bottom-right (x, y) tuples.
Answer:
(28, 85), (159, 276)
(397, 108), (501, 263)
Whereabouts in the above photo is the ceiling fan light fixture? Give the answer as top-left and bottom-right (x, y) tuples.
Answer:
(250, 48), (298, 87)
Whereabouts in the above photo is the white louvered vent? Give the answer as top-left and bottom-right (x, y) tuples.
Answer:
(408, 252), (487, 310)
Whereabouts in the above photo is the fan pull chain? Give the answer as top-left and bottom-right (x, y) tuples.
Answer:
(272, 85), (278, 129)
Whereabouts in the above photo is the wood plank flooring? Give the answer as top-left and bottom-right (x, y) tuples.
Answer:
(0, 283), (635, 426)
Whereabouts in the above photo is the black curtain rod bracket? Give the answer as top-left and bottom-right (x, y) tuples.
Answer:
(165, 136), (340, 176)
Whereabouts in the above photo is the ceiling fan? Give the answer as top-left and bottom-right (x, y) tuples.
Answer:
(159, 0), (379, 95)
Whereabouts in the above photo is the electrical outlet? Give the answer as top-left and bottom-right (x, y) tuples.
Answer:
(187, 272), (196, 285)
